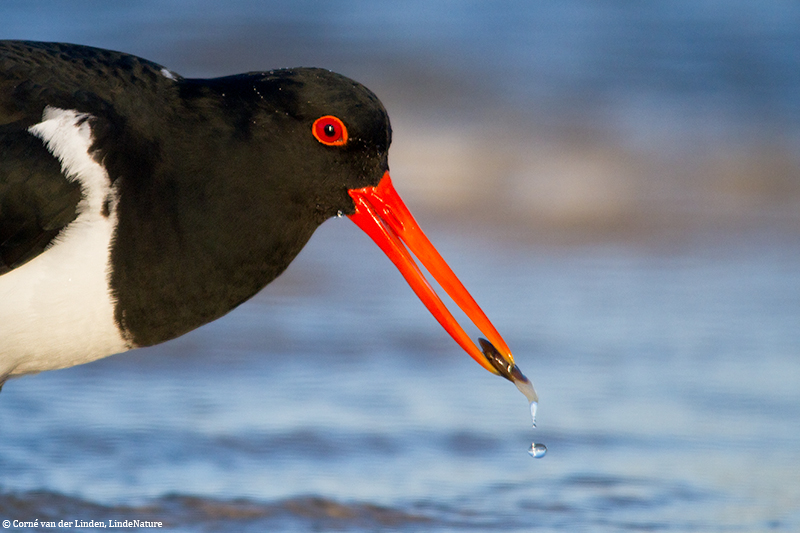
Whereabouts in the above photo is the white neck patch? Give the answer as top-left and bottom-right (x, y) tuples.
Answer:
(0, 107), (130, 379)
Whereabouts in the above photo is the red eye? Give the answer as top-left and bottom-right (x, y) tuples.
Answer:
(312, 115), (348, 146)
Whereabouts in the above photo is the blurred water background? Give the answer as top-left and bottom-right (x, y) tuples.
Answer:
(1, 1), (799, 531)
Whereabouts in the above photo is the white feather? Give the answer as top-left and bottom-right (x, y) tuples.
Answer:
(0, 107), (130, 379)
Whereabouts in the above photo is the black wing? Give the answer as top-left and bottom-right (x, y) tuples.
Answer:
(0, 127), (81, 273)
(0, 41), (179, 274)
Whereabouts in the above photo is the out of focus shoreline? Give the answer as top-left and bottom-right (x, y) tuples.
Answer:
(388, 109), (800, 245)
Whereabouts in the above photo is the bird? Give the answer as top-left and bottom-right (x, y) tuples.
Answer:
(0, 40), (536, 402)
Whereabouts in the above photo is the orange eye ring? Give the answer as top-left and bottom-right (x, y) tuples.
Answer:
(312, 115), (348, 146)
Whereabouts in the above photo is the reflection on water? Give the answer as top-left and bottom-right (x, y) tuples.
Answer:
(2, 221), (799, 531)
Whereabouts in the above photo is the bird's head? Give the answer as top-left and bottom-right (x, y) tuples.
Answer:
(230, 68), (536, 397)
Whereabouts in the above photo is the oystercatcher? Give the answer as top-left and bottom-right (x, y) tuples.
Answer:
(0, 41), (535, 401)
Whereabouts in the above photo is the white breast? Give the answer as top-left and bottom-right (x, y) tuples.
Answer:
(0, 107), (130, 380)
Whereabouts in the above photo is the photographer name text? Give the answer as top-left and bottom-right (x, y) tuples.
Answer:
(3, 519), (163, 529)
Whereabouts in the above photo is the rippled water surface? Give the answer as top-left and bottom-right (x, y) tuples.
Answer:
(2, 222), (800, 532)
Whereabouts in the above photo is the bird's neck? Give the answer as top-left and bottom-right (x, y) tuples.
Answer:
(108, 165), (322, 348)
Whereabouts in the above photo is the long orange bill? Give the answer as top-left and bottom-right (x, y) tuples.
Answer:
(348, 171), (533, 394)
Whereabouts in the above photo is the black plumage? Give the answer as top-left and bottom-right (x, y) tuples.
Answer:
(0, 41), (391, 347)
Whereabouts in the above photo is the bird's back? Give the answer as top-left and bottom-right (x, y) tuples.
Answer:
(0, 42), (179, 379)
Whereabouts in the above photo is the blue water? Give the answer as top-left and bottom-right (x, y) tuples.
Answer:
(2, 2), (800, 531)
(2, 222), (800, 531)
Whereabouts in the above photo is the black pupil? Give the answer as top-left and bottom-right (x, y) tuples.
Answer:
(324, 123), (337, 137)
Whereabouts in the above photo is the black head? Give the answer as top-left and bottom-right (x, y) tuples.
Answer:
(178, 67), (392, 223)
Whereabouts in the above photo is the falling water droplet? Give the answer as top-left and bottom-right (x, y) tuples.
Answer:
(476, 338), (547, 459)
(528, 443), (547, 458)
(527, 401), (546, 457)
